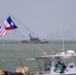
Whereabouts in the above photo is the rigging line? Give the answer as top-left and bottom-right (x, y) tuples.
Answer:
(18, 58), (24, 67)
(43, 44), (55, 54)
(1, 16), (48, 56)
(35, 57), (42, 72)
(8, 13), (47, 55)
(34, 45), (47, 55)
(8, 13), (38, 37)
(15, 30), (47, 55)
(0, 21), (26, 68)
(12, 29), (47, 55)
(14, 29), (47, 55)
(18, 58), (28, 73)
(14, 30), (47, 55)
(35, 42), (55, 54)
(14, 29), (28, 39)
(15, 29), (47, 55)
(0, 21), (5, 27)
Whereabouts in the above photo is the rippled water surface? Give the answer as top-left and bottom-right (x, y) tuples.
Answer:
(0, 42), (76, 72)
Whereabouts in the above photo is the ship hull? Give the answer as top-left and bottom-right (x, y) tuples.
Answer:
(22, 40), (48, 44)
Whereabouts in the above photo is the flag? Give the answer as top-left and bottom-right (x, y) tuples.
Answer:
(4, 16), (18, 30)
(0, 26), (7, 36)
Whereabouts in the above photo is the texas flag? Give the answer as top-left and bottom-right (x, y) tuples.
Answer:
(4, 16), (18, 30)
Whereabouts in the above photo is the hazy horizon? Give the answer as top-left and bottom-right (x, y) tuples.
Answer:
(0, 0), (76, 40)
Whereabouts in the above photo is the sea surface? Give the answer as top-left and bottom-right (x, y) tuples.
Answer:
(0, 40), (76, 72)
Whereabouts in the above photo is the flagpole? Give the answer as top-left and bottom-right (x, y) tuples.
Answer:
(8, 13), (39, 38)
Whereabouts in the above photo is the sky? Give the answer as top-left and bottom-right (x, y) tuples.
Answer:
(0, 0), (76, 40)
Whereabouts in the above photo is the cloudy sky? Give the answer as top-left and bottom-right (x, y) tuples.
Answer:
(0, 0), (76, 40)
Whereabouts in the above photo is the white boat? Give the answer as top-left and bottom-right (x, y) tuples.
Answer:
(30, 50), (76, 75)
(0, 50), (76, 75)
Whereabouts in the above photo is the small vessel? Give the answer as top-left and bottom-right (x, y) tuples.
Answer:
(22, 33), (48, 44)
(27, 50), (76, 75)
(0, 50), (76, 75)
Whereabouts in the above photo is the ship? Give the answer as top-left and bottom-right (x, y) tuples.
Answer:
(22, 33), (48, 44)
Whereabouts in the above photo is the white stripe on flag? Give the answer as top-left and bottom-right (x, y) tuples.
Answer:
(0, 27), (7, 36)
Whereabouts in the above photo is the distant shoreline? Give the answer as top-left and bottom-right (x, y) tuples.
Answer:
(0, 40), (76, 44)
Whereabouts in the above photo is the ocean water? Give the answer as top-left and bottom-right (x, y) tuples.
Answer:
(0, 42), (76, 72)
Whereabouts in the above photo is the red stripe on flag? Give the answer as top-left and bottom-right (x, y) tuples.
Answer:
(0, 27), (7, 36)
